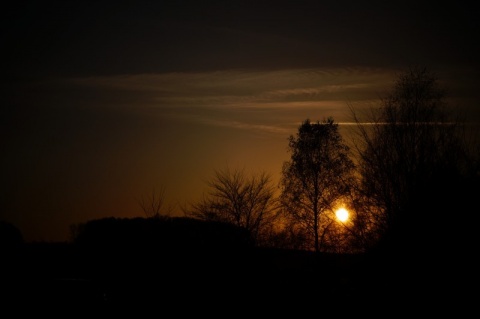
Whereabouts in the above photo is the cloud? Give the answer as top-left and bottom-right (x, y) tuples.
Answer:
(195, 117), (291, 135)
(66, 67), (395, 107)
(25, 67), (397, 137)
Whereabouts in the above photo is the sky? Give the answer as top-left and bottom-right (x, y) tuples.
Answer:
(2, 0), (479, 242)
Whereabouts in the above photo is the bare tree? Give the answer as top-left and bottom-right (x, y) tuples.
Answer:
(280, 117), (356, 253)
(183, 166), (280, 246)
(137, 186), (173, 219)
(350, 66), (479, 254)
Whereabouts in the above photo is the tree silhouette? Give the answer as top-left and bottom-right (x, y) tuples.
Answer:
(183, 166), (279, 246)
(280, 118), (355, 253)
(137, 186), (173, 219)
(350, 66), (479, 255)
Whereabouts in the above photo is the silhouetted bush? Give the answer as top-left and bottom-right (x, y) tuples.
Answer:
(69, 216), (255, 288)
(73, 216), (252, 252)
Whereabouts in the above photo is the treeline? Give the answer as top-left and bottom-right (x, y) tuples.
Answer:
(72, 216), (252, 252)
(3, 66), (479, 258)
(175, 66), (479, 257)
(66, 66), (479, 258)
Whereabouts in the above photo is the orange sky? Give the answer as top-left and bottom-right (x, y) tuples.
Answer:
(2, 1), (479, 242)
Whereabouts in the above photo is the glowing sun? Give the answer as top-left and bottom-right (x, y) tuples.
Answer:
(335, 208), (349, 222)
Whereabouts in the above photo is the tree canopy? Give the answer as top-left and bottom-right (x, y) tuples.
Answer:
(351, 66), (479, 255)
(280, 117), (356, 252)
(183, 166), (279, 246)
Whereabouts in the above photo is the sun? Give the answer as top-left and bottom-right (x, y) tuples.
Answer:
(335, 208), (349, 222)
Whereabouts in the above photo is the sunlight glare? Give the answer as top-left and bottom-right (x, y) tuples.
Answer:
(335, 208), (349, 222)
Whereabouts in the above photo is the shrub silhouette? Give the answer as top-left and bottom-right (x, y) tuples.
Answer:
(71, 216), (254, 280)
(73, 216), (252, 251)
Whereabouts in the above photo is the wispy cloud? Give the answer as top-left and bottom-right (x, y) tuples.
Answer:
(195, 117), (291, 134)
(67, 67), (394, 107)
(51, 67), (397, 134)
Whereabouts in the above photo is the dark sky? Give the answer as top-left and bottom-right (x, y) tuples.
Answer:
(2, 0), (479, 242)
(4, 1), (480, 76)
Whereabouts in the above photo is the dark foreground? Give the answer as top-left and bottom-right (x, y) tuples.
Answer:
(1, 242), (475, 316)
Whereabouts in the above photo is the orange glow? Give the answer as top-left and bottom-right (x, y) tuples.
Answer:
(335, 208), (349, 222)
